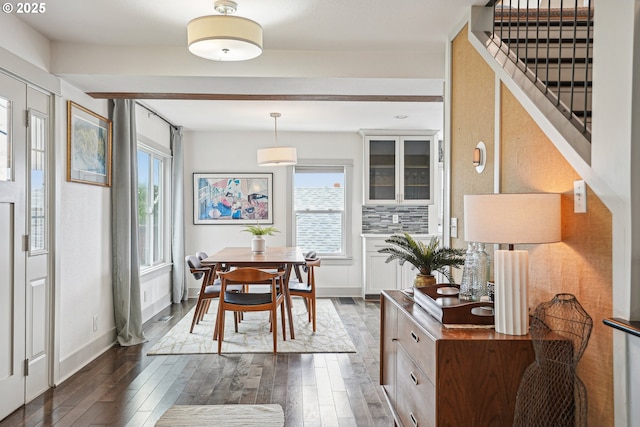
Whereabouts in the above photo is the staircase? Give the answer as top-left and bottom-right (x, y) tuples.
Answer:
(488, 3), (594, 140)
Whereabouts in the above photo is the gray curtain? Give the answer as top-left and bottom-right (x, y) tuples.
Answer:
(110, 99), (147, 346)
(171, 126), (187, 302)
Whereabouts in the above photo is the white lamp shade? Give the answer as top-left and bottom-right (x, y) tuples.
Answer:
(257, 146), (297, 167)
(187, 15), (263, 61)
(463, 193), (561, 244)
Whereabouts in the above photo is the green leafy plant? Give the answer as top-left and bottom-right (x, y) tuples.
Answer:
(242, 224), (280, 236)
(378, 233), (466, 283)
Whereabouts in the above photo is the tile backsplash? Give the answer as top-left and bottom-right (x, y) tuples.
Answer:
(362, 205), (429, 234)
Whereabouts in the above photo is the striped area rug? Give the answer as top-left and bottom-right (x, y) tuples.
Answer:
(155, 404), (284, 426)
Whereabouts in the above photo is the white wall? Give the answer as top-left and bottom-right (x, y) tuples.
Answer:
(183, 130), (363, 297)
(55, 81), (114, 382)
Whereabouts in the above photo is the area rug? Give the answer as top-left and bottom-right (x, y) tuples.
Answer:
(148, 298), (356, 354)
(155, 404), (284, 426)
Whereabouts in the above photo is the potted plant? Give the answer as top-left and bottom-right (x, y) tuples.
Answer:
(242, 224), (279, 254)
(378, 233), (466, 287)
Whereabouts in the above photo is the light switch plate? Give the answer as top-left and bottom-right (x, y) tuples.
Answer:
(574, 180), (587, 213)
(450, 217), (458, 238)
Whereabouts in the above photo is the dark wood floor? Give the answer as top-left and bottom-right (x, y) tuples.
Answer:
(1, 298), (392, 427)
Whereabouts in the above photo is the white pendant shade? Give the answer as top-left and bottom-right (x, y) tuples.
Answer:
(187, 15), (263, 61)
(257, 146), (297, 167)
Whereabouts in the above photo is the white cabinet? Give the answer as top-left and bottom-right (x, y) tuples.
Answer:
(362, 235), (434, 298)
(363, 133), (436, 205)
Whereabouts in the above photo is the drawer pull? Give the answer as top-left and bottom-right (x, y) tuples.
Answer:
(410, 331), (420, 343)
(410, 412), (418, 427)
(409, 371), (418, 385)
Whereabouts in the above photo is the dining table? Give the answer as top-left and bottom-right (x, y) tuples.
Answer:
(201, 246), (306, 339)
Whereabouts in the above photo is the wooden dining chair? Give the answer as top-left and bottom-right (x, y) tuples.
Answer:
(216, 268), (286, 354)
(185, 254), (242, 334)
(289, 256), (321, 332)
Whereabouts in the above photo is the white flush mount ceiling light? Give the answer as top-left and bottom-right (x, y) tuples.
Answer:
(187, 0), (263, 61)
(257, 113), (297, 167)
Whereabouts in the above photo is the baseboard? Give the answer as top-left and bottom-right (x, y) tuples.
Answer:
(188, 286), (200, 299)
(57, 328), (116, 385)
(316, 287), (362, 298)
(142, 293), (172, 323)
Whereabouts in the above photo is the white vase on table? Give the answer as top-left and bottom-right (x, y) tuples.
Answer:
(251, 236), (266, 254)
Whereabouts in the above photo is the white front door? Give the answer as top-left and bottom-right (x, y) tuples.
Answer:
(0, 72), (28, 420)
(0, 73), (52, 419)
(24, 86), (51, 401)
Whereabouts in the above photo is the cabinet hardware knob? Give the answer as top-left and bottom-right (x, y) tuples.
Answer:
(410, 371), (418, 385)
(410, 412), (418, 427)
(410, 331), (419, 343)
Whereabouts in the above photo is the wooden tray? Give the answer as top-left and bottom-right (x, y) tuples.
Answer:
(413, 284), (495, 325)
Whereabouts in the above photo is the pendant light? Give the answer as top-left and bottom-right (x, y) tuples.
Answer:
(187, 0), (263, 61)
(257, 113), (297, 167)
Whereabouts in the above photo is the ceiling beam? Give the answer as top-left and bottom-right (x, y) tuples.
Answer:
(86, 92), (443, 102)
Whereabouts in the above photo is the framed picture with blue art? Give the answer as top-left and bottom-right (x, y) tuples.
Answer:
(193, 173), (273, 225)
(67, 101), (112, 186)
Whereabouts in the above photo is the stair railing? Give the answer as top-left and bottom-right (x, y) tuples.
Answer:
(485, 0), (593, 138)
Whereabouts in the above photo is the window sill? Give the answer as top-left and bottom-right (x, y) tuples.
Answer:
(140, 262), (173, 281)
(603, 317), (640, 339)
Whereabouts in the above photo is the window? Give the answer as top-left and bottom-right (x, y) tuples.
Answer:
(293, 164), (351, 258)
(137, 139), (169, 269)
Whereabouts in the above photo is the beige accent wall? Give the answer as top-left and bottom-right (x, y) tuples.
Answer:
(450, 25), (495, 254)
(450, 26), (613, 426)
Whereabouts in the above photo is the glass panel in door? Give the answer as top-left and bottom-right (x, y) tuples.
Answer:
(29, 111), (47, 253)
(369, 139), (396, 202)
(403, 138), (430, 201)
(0, 98), (11, 181)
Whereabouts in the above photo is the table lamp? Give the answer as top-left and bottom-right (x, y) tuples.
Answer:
(463, 193), (561, 335)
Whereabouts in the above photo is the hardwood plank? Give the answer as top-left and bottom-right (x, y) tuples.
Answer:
(0, 298), (392, 427)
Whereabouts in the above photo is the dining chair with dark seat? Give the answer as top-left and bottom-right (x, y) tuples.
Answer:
(216, 267), (286, 354)
(289, 254), (321, 332)
(185, 254), (242, 335)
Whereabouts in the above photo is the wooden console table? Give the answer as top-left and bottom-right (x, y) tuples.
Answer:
(380, 290), (536, 427)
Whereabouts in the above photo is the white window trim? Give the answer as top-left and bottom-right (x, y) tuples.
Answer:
(287, 158), (353, 264)
(137, 134), (172, 275)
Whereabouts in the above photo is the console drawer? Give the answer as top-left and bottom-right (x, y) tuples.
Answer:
(397, 346), (435, 427)
(397, 312), (436, 384)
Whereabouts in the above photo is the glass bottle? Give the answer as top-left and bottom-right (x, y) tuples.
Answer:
(472, 243), (490, 301)
(459, 242), (476, 301)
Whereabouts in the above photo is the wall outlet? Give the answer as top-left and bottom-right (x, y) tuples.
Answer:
(392, 214), (399, 224)
(450, 217), (458, 238)
(92, 315), (98, 332)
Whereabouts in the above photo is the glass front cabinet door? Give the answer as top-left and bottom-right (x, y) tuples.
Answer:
(364, 134), (434, 205)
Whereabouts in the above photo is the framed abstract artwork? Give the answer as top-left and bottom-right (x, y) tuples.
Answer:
(193, 173), (273, 224)
(67, 101), (112, 186)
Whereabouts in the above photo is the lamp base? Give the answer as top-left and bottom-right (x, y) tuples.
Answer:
(494, 250), (528, 335)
